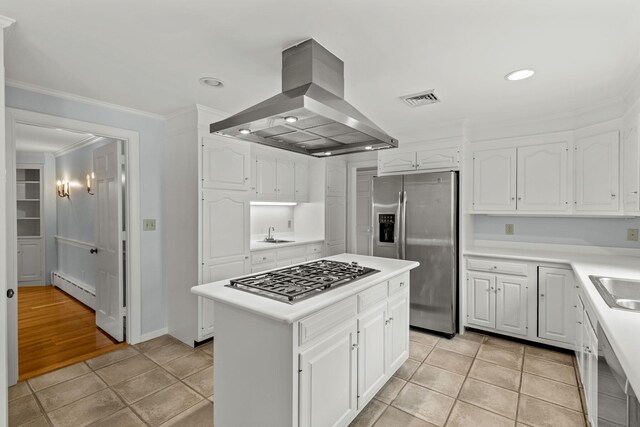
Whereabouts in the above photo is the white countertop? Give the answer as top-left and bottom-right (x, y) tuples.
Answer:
(465, 244), (640, 397)
(250, 237), (324, 251)
(191, 254), (419, 324)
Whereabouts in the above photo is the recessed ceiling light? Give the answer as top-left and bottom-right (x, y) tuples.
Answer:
(324, 152), (332, 156)
(239, 129), (251, 135)
(284, 116), (298, 123)
(505, 69), (535, 81)
(365, 146), (373, 150)
(199, 77), (224, 88)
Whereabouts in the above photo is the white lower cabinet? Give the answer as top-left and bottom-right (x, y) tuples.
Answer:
(538, 267), (576, 344)
(251, 243), (324, 273)
(386, 291), (409, 372)
(466, 272), (496, 329)
(357, 301), (387, 407)
(17, 238), (43, 283)
(575, 294), (598, 425)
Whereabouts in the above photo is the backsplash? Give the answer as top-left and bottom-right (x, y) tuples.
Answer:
(250, 205), (294, 238)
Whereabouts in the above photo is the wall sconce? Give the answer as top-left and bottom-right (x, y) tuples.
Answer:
(86, 172), (95, 195)
(56, 180), (70, 198)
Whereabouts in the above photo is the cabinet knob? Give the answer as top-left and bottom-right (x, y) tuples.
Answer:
(497, 288), (502, 291)
(352, 343), (359, 350)
(611, 193), (616, 198)
(493, 266), (498, 269)
(399, 282), (405, 287)
(511, 197), (515, 201)
(262, 257), (267, 260)
(385, 319), (391, 325)
(577, 321), (582, 325)
(518, 197), (522, 201)
(244, 177), (249, 181)
(389, 317), (394, 322)
(540, 293), (545, 297)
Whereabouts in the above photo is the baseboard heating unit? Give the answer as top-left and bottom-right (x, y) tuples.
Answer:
(51, 271), (96, 310)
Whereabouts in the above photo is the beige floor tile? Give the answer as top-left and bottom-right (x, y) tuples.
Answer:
(458, 378), (518, 419)
(446, 400), (514, 427)
(86, 346), (140, 370)
(28, 362), (91, 392)
(410, 342), (433, 362)
(135, 335), (180, 353)
(183, 366), (214, 397)
(95, 354), (158, 386)
(425, 348), (473, 376)
(374, 406), (437, 427)
(8, 381), (31, 402)
(525, 346), (574, 366)
(159, 400), (214, 427)
(517, 395), (585, 427)
(131, 382), (203, 426)
(410, 330), (440, 347)
(376, 376), (407, 404)
(520, 373), (582, 411)
(394, 358), (421, 380)
(348, 398), (387, 427)
(411, 364), (465, 397)
(523, 356), (577, 386)
(144, 342), (195, 365)
(484, 336), (525, 355)
(197, 341), (214, 356)
(435, 336), (481, 357)
(468, 359), (521, 391)
(8, 394), (43, 427)
(36, 372), (107, 412)
(476, 344), (523, 371)
(392, 382), (454, 426)
(163, 350), (212, 379)
(90, 408), (147, 427)
(20, 415), (50, 427)
(47, 389), (124, 427)
(112, 368), (178, 404)
(458, 330), (485, 343)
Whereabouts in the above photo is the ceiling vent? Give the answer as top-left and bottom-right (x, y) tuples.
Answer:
(401, 90), (440, 107)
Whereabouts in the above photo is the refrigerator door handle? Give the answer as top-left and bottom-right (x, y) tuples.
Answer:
(396, 191), (402, 259)
(400, 190), (407, 260)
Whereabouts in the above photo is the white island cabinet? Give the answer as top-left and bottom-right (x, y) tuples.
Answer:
(191, 254), (419, 427)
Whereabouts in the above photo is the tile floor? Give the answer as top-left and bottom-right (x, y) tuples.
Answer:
(348, 328), (587, 427)
(8, 335), (214, 427)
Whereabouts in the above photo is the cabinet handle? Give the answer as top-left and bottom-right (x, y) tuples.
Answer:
(399, 282), (405, 287)
(389, 317), (394, 322)
(352, 343), (359, 350)
(385, 319), (391, 325)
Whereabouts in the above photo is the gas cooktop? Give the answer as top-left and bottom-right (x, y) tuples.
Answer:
(226, 260), (379, 303)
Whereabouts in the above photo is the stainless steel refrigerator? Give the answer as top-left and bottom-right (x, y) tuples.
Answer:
(372, 171), (458, 336)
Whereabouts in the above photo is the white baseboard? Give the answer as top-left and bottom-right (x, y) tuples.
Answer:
(140, 327), (169, 343)
(52, 271), (96, 309)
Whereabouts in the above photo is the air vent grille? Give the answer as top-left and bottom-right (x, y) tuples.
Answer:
(401, 90), (440, 107)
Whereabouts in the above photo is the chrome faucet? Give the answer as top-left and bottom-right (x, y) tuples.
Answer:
(265, 226), (275, 242)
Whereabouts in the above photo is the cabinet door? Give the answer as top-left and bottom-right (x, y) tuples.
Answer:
(575, 131), (620, 212)
(623, 120), (640, 213)
(386, 292), (409, 373)
(202, 191), (249, 262)
(199, 297), (215, 339)
(327, 162), (347, 197)
(299, 322), (358, 427)
(17, 239), (42, 281)
(250, 153), (258, 198)
(256, 155), (278, 201)
(584, 316), (598, 426)
(378, 152), (416, 173)
(575, 296), (585, 379)
(295, 161), (309, 202)
(276, 159), (295, 201)
(472, 148), (517, 211)
(357, 302), (387, 407)
(517, 143), (568, 212)
(326, 196), (346, 247)
(466, 272), (496, 329)
(496, 275), (528, 336)
(416, 148), (459, 170)
(538, 267), (575, 344)
(202, 136), (250, 191)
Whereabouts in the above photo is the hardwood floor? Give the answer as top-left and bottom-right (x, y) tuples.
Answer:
(18, 286), (127, 381)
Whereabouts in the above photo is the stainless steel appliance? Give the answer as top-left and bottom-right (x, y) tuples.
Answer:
(226, 260), (379, 303)
(598, 324), (640, 426)
(372, 171), (458, 336)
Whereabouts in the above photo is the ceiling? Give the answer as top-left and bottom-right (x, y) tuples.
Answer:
(4, 0), (640, 142)
(15, 123), (94, 153)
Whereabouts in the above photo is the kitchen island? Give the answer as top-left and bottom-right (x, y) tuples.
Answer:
(191, 254), (419, 427)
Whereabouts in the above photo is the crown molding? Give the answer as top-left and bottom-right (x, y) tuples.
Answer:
(5, 79), (166, 121)
(0, 15), (16, 29)
(54, 135), (105, 158)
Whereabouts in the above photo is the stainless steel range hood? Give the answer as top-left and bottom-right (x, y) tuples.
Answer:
(210, 39), (398, 157)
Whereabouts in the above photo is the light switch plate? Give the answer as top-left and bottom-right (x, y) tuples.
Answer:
(628, 228), (639, 241)
(143, 219), (156, 231)
(505, 224), (514, 235)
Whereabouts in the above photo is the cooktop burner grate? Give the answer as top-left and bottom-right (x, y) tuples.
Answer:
(226, 260), (379, 303)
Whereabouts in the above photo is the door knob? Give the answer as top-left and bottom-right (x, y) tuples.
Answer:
(7, 289), (15, 298)
(90, 248), (98, 254)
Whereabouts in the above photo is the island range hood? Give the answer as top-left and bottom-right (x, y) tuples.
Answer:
(210, 39), (398, 157)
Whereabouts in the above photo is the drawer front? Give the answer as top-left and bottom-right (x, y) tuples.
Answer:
(277, 246), (306, 260)
(306, 243), (323, 255)
(299, 297), (357, 346)
(251, 262), (276, 273)
(357, 282), (388, 313)
(388, 272), (410, 296)
(466, 258), (527, 276)
(251, 251), (276, 265)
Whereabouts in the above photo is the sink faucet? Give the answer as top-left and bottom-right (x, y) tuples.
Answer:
(266, 226), (275, 242)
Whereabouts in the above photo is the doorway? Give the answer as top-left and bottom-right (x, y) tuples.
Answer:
(354, 168), (376, 255)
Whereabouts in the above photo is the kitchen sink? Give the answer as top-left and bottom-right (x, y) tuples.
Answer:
(589, 276), (640, 312)
(261, 239), (293, 244)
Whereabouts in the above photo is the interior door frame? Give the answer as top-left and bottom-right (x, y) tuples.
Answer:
(5, 108), (142, 385)
(346, 158), (377, 254)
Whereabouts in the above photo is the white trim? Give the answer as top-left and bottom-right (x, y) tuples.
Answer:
(346, 159), (377, 253)
(0, 15), (15, 29)
(140, 327), (169, 343)
(53, 135), (102, 157)
(470, 239), (640, 257)
(5, 79), (166, 121)
(55, 235), (94, 250)
(52, 271), (96, 310)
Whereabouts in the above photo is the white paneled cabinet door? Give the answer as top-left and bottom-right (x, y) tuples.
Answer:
(517, 143), (568, 212)
(326, 195), (346, 247)
(538, 267), (575, 344)
(575, 131), (620, 212)
(622, 122), (640, 213)
(299, 322), (358, 427)
(575, 296), (585, 375)
(256, 155), (278, 201)
(584, 316), (598, 426)
(295, 161), (309, 202)
(202, 190), (249, 263)
(357, 302), (387, 407)
(386, 292), (409, 373)
(17, 239), (42, 282)
(202, 135), (250, 191)
(416, 148), (459, 170)
(466, 272), (496, 329)
(495, 275), (528, 336)
(277, 158), (295, 200)
(378, 152), (416, 174)
(473, 148), (517, 211)
(327, 162), (347, 197)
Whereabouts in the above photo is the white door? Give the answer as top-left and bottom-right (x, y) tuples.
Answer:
(355, 170), (375, 255)
(295, 161), (309, 202)
(357, 301), (387, 407)
(378, 152), (416, 173)
(538, 267), (575, 344)
(326, 161), (347, 196)
(17, 239), (42, 282)
(94, 140), (124, 342)
(575, 131), (620, 212)
(517, 143), (569, 212)
(473, 148), (517, 211)
(416, 148), (459, 171)
(466, 272), (496, 329)
(326, 196), (346, 247)
(299, 322), (358, 427)
(256, 155), (278, 201)
(386, 292), (409, 373)
(202, 135), (250, 191)
(495, 275), (528, 336)
(276, 159), (295, 200)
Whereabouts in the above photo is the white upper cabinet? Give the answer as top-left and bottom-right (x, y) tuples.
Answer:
(202, 135), (251, 191)
(416, 147), (459, 171)
(253, 151), (309, 202)
(378, 147), (459, 174)
(326, 196), (346, 247)
(276, 158), (295, 200)
(295, 161), (309, 202)
(623, 118), (640, 213)
(378, 152), (416, 174)
(327, 161), (347, 197)
(255, 154), (278, 201)
(516, 143), (569, 212)
(473, 148), (517, 211)
(575, 131), (620, 213)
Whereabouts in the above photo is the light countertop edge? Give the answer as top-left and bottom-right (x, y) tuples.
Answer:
(250, 238), (324, 251)
(191, 254), (419, 324)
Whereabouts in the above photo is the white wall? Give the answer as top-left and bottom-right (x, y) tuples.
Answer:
(250, 206), (294, 239)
